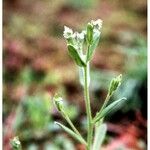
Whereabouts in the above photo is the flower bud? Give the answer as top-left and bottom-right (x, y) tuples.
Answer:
(108, 74), (122, 96)
(10, 136), (22, 150)
(74, 32), (85, 42)
(53, 94), (64, 112)
(85, 19), (103, 62)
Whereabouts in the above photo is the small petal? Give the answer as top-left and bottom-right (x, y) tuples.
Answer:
(91, 19), (103, 31)
(73, 31), (85, 45)
(76, 32), (85, 41)
(63, 26), (73, 39)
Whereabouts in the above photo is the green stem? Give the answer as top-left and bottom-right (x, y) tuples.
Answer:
(99, 94), (110, 114)
(65, 115), (82, 138)
(84, 65), (93, 150)
(86, 44), (90, 62)
(93, 94), (110, 123)
(61, 111), (86, 143)
(61, 111), (87, 145)
(55, 121), (87, 145)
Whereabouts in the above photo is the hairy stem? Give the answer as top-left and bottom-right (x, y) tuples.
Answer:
(84, 65), (93, 150)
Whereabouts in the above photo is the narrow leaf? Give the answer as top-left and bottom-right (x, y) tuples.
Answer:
(86, 23), (93, 44)
(95, 97), (127, 122)
(67, 44), (86, 67)
(87, 32), (100, 62)
(55, 122), (87, 145)
(92, 123), (107, 150)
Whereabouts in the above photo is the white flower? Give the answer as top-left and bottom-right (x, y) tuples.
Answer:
(73, 31), (85, 45)
(91, 19), (103, 31)
(82, 30), (87, 35)
(63, 26), (73, 39)
(76, 32), (85, 40)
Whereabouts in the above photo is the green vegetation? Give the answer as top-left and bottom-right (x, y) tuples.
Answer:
(53, 20), (127, 150)
(4, 0), (147, 149)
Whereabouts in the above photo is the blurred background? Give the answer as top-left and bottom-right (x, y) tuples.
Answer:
(3, 0), (147, 150)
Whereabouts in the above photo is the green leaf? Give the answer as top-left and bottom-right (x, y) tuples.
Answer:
(95, 97), (127, 122)
(86, 32), (100, 62)
(86, 23), (93, 44)
(67, 44), (86, 67)
(55, 122), (87, 145)
(92, 123), (107, 150)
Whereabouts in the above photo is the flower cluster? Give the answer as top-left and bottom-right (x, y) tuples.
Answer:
(52, 19), (127, 150)
(63, 19), (102, 46)
(86, 19), (103, 44)
(91, 19), (103, 32)
(63, 19), (103, 66)
(63, 26), (85, 49)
